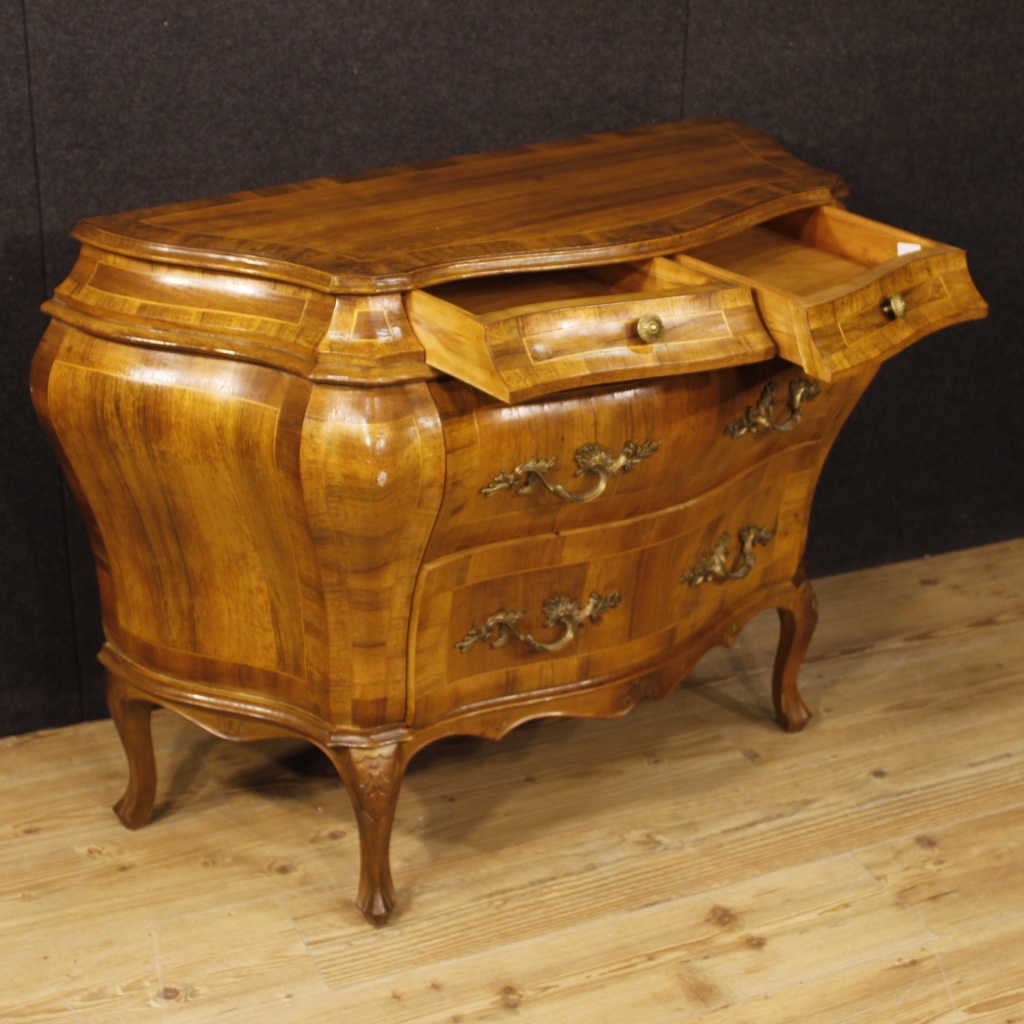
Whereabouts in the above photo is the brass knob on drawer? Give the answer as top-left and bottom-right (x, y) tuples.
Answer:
(636, 313), (664, 343)
(881, 293), (908, 320)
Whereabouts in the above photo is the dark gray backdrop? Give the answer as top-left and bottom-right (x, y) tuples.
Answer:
(3, 1), (1021, 736)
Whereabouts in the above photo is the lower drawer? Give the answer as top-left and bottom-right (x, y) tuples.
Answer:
(408, 448), (820, 725)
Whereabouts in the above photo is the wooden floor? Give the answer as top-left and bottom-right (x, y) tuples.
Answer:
(3, 540), (1023, 1023)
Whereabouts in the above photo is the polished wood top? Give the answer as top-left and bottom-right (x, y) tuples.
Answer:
(73, 119), (847, 293)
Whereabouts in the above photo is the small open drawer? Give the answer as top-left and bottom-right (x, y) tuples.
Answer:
(675, 205), (987, 381)
(404, 258), (775, 402)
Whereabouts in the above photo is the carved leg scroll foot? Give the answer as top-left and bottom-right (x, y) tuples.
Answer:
(772, 569), (818, 733)
(107, 672), (159, 829)
(326, 742), (407, 927)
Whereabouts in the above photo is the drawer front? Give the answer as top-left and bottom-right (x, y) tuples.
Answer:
(793, 250), (980, 374)
(677, 205), (986, 381)
(423, 361), (870, 560)
(405, 259), (776, 402)
(409, 450), (819, 726)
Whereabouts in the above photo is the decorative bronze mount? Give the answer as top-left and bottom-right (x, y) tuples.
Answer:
(456, 591), (623, 654)
(725, 378), (820, 438)
(681, 526), (774, 586)
(481, 441), (661, 503)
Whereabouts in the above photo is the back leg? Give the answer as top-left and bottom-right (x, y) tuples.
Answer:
(107, 671), (159, 828)
(772, 568), (818, 733)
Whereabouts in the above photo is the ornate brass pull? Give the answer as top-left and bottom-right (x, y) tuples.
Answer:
(456, 591), (623, 654)
(681, 526), (774, 586)
(481, 440), (661, 503)
(724, 378), (820, 438)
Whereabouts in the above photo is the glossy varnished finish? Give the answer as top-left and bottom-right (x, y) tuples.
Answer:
(32, 120), (986, 925)
(405, 258), (777, 402)
(421, 362), (868, 559)
(679, 205), (987, 380)
(69, 119), (848, 293)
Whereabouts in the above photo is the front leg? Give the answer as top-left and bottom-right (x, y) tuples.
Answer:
(325, 742), (408, 927)
(107, 671), (159, 828)
(772, 568), (818, 733)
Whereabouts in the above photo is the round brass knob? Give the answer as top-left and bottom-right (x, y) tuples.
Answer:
(636, 313), (664, 343)
(881, 293), (908, 320)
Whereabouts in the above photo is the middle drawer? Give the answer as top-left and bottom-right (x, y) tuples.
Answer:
(423, 360), (870, 560)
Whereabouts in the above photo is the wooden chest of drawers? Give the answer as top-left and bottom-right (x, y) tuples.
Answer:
(31, 119), (986, 924)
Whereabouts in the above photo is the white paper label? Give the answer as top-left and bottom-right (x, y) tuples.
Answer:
(897, 242), (922, 256)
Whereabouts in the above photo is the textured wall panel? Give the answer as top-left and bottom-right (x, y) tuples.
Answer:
(0, 0), (83, 733)
(683, 0), (1023, 572)
(27, 0), (687, 287)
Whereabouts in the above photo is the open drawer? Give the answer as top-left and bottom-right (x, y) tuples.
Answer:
(404, 257), (776, 402)
(675, 205), (987, 381)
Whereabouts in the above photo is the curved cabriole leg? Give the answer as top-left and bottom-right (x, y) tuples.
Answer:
(772, 569), (818, 733)
(107, 671), (159, 828)
(326, 742), (407, 927)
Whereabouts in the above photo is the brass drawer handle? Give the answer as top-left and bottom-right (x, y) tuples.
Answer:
(456, 590), (623, 654)
(481, 440), (661, 503)
(725, 378), (820, 438)
(681, 526), (774, 586)
(636, 313), (665, 343)
(881, 293), (908, 320)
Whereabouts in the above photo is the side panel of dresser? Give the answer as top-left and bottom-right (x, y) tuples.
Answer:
(31, 322), (445, 734)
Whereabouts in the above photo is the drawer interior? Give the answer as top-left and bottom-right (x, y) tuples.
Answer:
(421, 257), (722, 317)
(680, 205), (931, 298)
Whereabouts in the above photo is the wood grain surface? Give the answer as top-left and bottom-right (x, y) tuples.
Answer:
(2, 540), (1021, 1021)
(405, 259), (776, 402)
(70, 119), (848, 292)
(678, 205), (988, 380)
(31, 119), (988, 924)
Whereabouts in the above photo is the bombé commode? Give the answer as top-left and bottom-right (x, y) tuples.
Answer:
(32, 119), (986, 924)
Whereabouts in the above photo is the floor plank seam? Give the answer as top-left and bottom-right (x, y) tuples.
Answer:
(846, 850), (944, 942)
(850, 799), (1024, 863)
(710, 932), (949, 1019)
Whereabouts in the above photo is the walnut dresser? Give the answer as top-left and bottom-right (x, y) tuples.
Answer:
(32, 119), (987, 925)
